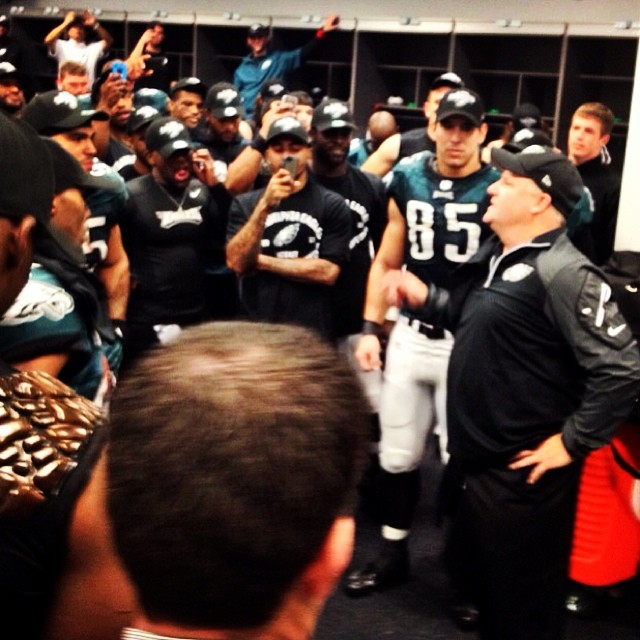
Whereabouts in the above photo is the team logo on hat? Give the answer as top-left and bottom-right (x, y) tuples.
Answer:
(323, 101), (349, 119)
(159, 120), (186, 138)
(447, 90), (476, 108)
(54, 92), (78, 109)
(216, 88), (239, 104)
(521, 145), (546, 155)
(276, 117), (300, 132)
(137, 106), (158, 119)
(439, 72), (462, 85)
(513, 129), (535, 143)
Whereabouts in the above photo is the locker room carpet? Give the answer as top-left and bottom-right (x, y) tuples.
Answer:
(314, 438), (640, 640)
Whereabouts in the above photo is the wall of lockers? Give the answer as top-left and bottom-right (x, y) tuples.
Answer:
(5, 8), (638, 171)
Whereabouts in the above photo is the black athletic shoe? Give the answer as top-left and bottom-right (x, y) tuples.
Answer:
(344, 544), (410, 596)
(450, 600), (480, 631)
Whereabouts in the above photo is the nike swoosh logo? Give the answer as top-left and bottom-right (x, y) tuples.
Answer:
(607, 324), (627, 337)
(189, 188), (201, 198)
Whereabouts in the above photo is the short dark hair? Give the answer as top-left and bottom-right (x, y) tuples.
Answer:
(107, 322), (369, 629)
(289, 90), (313, 107)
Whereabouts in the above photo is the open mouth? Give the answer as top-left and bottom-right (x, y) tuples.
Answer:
(174, 169), (190, 182)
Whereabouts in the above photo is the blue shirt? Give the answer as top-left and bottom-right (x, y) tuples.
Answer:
(233, 48), (302, 117)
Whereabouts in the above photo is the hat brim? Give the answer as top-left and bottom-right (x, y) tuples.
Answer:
(210, 106), (245, 120)
(170, 84), (207, 100)
(266, 132), (310, 146)
(157, 140), (193, 158)
(436, 109), (482, 127)
(54, 109), (109, 131)
(315, 120), (357, 132)
(490, 147), (527, 175)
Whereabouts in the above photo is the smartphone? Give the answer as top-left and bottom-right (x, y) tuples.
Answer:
(282, 155), (298, 177)
(145, 56), (169, 72)
(110, 61), (127, 80)
(281, 94), (299, 107)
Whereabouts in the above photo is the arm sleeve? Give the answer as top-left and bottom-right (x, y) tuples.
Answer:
(226, 193), (256, 243)
(318, 195), (351, 267)
(0, 279), (86, 364)
(544, 262), (640, 458)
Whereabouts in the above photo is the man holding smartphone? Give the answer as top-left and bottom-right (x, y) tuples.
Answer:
(226, 116), (351, 338)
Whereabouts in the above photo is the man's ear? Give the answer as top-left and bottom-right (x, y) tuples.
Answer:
(478, 122), (489, 145)
(600, 133), (611, 148)
(298, 516), (355, 601)
(532, 191), (553, 216)
(146, 149), (160, 168)
(7, 215), (36, 269)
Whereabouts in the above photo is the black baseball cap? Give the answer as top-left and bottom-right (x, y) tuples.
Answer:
(430, 72), (464, 92)
(248, 23), (269, 37)
(22, 90), (108, 135)
(42, 138), (117, 194)
(134, 88), (169, 114)
(259, 79), (287, 100)
(491, 145), (585, 218)
(265, 116), (310, 146)
(0, 112), (83, 263)
(503, 128), (553, 153)
(169, 77), (207, 99)
(312, 99), (357, 132)
(512, 103), (542, 131)
(145, 116), (194, 157)
(435, 89), (485, 127)
(205, 82), (245, 119)
(0, 62), (19, 82)
(127, 105), (160, 134)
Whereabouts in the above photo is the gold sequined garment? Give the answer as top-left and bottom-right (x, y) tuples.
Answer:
(0, 370), (104, 520)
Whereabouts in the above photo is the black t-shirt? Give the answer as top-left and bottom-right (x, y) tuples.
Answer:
(117, 161), (144, 183)
(105, 136), (133, 168)
(576, 156), (621, 266)
(227, 179), (351, 338)
(309, 167), (387, 338)
(399, 127), (435, 160)
(122, 175), (223, 325)
(191, 126), (250, 182)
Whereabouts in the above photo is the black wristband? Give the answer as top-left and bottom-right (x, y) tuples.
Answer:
(362, 320), (383, 337)
(251, 135), (267, 155)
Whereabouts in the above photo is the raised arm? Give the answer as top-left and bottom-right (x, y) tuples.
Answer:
(226, 169), (296, 275)
(44, 11), (76, 50)
(361, 133), (401, 177)
(82, 11), (113, 51)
